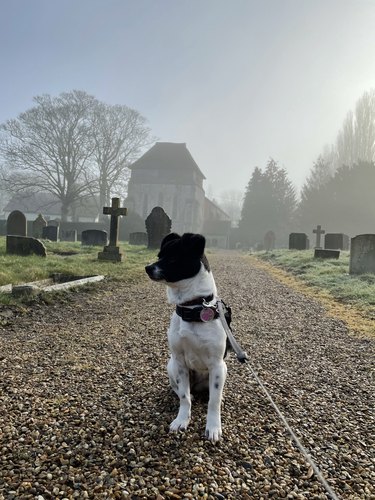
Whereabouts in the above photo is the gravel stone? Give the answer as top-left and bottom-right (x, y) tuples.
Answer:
(0, 252), (374, 499)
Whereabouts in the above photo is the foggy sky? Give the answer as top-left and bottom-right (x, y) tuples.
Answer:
(1, 0), (375, 199)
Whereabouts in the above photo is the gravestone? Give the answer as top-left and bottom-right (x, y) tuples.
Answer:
(7, 210), (27, 236)
(314, 249), (340, 259)
(313, 224), (325, 249)
(81, 229), (108, 246)
(42, 225), (59, 241)
(289, 233), (308, 250)
(48, 219), (60, 227)
(264, 230), (275, 251)
(61, 229), (77, 242)
(324, 233), (349, 250)
(129, 232), (148, 245)
(6, 235), (47, 257)
(145, 206), (172, 249)
(32, 214), (47, 238)
(349, 234), (375, 275)
(98, 197), (127, 262)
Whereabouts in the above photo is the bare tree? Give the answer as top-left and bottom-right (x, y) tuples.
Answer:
(88, 102), (152, 214)
(0, 90), (97, 221)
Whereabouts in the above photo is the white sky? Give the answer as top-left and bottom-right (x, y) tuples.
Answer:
(1, 0), (375, 198)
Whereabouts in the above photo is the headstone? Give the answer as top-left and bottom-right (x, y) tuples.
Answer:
(324, 233), (349, 250)
(264, 230), (275, 251)
(32, 214), (47, 238)
(98, 197), (127, 262)
(7, 210), (27, 236)
(129, 232), (148, 246)
(145, 206), (172, 249)
(61, 229), (77, 242)
(6, 235), (47, 257)
(42, 225), (59, 241)
(48, 219), (60, 227)
(349, 234), (375, 275)
(81, 229), (108, 246)
(314, 249), (340, 259)
(289, 233), (308, 250)
(313, 224), (325, 249)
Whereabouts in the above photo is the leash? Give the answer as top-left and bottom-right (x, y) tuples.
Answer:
(217, 302), (340, 500)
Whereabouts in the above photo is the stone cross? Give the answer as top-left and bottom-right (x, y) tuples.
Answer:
(103, 197), (127, 247)
(98, 197), (127, 262)
(313, 224), (325, 249)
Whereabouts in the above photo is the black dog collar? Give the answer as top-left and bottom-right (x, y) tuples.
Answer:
(176, 303), (219, 322)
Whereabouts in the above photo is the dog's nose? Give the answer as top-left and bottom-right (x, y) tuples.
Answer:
(145, 264), (154, 277)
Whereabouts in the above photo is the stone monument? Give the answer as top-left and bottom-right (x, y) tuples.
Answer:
(98, 197), (127, 262)
(145, 206), (172, 249)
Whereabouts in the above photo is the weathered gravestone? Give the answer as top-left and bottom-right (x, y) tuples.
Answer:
(264, 230), (275, 251)
(98, 197), (127, 262)
(129, 232), (148, 246)
(145, 206), (172, 249)
(81, 229), (108, 246)
(6, 235), (47, 257)
(349, 234), (375, 274)
(314, 249), (340, 259)
(7, 210), (27, 236)
(313, 224), (325, 249)
(324, 233), (349, 250)
(42, 225), (59, 241)
(289, 233), (309, 250)
(61, 229), (77, 242)
(32, 214), (47, 238)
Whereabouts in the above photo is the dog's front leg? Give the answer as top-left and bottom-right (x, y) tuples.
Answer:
(167, 358), (191, 432)
(206, 361), (227, 442)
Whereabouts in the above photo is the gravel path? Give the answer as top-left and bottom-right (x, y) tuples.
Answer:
(0, 252), (374, 500)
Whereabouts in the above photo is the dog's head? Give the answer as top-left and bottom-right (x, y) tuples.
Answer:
(145, 232), (209, 283)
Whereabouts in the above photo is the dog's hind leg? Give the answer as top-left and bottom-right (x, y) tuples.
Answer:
(167, 357), (191, 432)
(205, 361), (227, 442)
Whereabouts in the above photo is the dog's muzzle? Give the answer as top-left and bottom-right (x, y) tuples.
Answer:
(145, 264), (164, 281)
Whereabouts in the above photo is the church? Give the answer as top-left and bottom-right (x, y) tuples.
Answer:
(126, 142), (230, 247)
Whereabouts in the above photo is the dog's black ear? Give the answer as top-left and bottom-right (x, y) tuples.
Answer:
(160, 233), (181, 249)
(181, 233), (206, 258)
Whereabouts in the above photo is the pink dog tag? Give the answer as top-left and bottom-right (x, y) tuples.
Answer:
(200, 307), (215, 322)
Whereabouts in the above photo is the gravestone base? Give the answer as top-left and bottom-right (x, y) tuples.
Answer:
(314, 249), (340, 259)
(98, 245), (123, 262)
(6, 235), (47, 257)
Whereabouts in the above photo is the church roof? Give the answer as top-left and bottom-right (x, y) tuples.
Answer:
(129, 142), (206, 179)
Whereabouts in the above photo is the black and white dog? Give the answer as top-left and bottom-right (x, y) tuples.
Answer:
(145, 233), (228, 442)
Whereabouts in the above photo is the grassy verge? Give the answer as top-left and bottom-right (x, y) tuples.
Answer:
(0, 236), (156, 304)
(252, 249), (375, 324)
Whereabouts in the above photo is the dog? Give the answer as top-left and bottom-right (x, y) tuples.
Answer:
(145, 232), (228, 442)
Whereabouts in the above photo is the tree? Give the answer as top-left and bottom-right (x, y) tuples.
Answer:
(297, 156), (332, 231)
(88, 102), (152, 215)
(0, 90), (97, 221)
(239, 159), (297, 247)
(0, 90), (152, 221)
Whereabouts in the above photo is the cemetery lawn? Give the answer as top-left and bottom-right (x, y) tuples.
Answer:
(0, 237), (155, 303)
(252, 249), (375, 323)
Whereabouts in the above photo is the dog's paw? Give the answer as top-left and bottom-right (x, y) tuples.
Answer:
(205, 425), (222, 442)
(170, 417), (190, 433)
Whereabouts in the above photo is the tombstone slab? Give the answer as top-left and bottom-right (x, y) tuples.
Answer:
(32, 214), (47, 238)
(264, 230), (275, 251)
(81, 229), (108, 246)
(129, 232), (148, 246)
(6, 235), (47, 257)
(145, 206), (172, 249)
(314, 249), (340, 259)
(324, 233), (349, 250)
(313, 224), (325, 249)
(349, 234), (375, 274)
(42, 225), (59, 241)
(289, 233), (308, 250)
(7, 210), (27, 236)
(61, 229), (77, 242)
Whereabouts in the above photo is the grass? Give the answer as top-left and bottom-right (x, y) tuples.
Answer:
(250, 249), (375, 335)
(0, 236), (156, 304)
